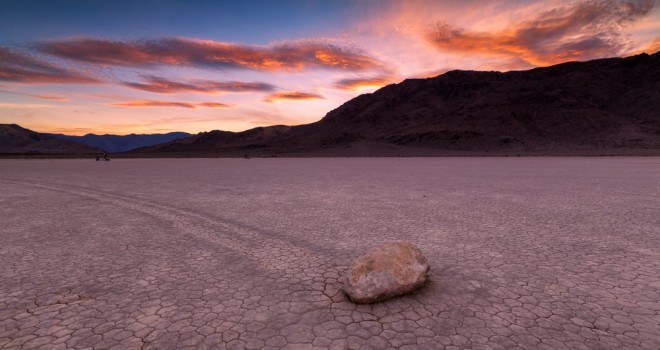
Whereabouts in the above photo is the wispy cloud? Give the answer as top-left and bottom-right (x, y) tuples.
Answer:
(264, 91), (324, 102)
(112, 100), (231, 109)
(632, 36), (660, 54)
(197, 102), (231, 108)
(0, 102), (64, 108)
(29, 95), (69, 101)
(425, 0), (658, 66)
(0, 89), (70, 101)
(122, 75), (276, 94)
(408, 68), (453, 79)
(334, 75), (395, 90)
(47, 127), (97, 135)
(38, 37), (383, 72)
(0, 47), (100, 84)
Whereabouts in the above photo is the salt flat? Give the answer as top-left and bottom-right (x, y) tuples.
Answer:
(0, 158), (659, 350)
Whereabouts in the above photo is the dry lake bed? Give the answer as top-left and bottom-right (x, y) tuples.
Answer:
(1, 157), (659, 350)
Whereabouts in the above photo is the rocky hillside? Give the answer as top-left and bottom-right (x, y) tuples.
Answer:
(136, 52), (659, 156)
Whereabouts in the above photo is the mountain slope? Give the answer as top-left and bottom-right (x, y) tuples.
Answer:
(135, 52), (660, 156)
(308, 52), (660, 152)
(48, 132), (191, 153)
(0, 124), (102, 154)
(135, 126), (293, 153)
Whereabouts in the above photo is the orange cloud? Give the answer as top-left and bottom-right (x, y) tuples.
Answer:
(197, 102), (231, 108)
(0, 47), (100, 84)
(112, 100), (230, 109)
(39, 38), (383, 72)
(264, 91), (324, 102)
(334, 75), (394, 90)
(426, 0), (658, 66)
(31, 95), (70, 101)
(633, 36), (660, 54)
(47, 127), (96, 135)
(123, 76), (275, 94)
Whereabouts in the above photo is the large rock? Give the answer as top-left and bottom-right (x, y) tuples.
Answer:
(343, 241), (430, 303)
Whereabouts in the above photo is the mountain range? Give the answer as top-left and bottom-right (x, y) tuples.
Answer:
(2, 52), (659, 157)
(47, 132), (191, 153)
(0, 124), (102, 154)
(131, 52), (660, 156)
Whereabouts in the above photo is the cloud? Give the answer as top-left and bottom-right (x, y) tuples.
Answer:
(0, 47), (100, 84)
(0, 102), (63, 108)
(38, 37), (383, 72)
(122, 75), (276, 94)
(334, 75), (395, 90)
(30, 95), (69, 101)
(0, 89), (69, 101)
(264, 91), (324, 102)
(197, 102), (231, 108)
(47, 127), (97, 135)
(425, 0), (658, 66)
(634, 36), (660, 54)
(112, 100), (230, 109)
(113, 100), (197, 109)
(408, 68), (453, 79)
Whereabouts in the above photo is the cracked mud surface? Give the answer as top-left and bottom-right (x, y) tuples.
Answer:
(0, 158), (659, 349)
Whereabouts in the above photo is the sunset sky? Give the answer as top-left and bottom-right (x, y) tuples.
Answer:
(1, 0), (659, 135)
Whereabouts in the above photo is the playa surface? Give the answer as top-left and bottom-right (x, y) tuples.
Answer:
(1, 158), (659, 349)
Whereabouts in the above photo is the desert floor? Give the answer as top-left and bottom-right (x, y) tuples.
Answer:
(1, 158), (659, 349)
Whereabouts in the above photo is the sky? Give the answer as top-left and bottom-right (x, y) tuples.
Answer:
(1, 0), (659, 135)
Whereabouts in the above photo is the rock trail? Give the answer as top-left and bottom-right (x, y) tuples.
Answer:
(1, 158), (659, 349)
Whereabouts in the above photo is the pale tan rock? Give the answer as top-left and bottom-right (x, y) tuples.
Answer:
(343, 241), (430, 303)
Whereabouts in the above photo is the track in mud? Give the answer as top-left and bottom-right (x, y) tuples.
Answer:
(1, 158), (659, 349)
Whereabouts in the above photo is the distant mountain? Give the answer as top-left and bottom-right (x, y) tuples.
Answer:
(48, 132), (191, 153)
(0, 124), (102, 154)
(133, 52), (660, 156)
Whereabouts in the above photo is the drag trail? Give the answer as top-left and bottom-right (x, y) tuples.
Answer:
(1, 158), (658, 349)
(0, 178), (345, 294)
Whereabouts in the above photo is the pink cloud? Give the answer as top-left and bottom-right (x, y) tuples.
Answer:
(426, 0), (658, 66)
(632, 36), (660, 54)
(112, 100), (230, 109)
(263, 91), (324, 102)
(0, 47), (100, 84)
(123, 76), (276, 94)
(39, 37), (383, 72)
(0, 89), (70, 101)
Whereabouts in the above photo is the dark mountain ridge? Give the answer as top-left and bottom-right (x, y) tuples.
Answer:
(0, 124), (102, 154)
(47, 132), (191, 153)
(133, 52), (660, 156)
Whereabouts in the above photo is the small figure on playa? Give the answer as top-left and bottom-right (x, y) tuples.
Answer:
(96, 152), (110, 161)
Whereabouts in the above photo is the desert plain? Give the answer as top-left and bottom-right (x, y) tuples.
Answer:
(0, 157), (659, 349)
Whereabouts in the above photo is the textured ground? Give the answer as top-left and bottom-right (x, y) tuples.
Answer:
(0, 158), (659, 350)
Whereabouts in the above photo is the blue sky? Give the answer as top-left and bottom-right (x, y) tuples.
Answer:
(0, 0), (355, 43)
